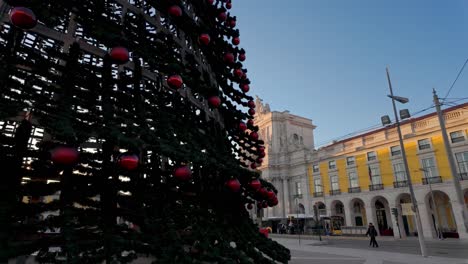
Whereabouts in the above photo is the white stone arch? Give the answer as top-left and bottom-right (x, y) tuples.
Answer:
(370, 195), (394, 236)
(424, 190), (458, 238)
(463, 188), (468, 209)
(349, 198), (366, 227)
(330, 200), (346, 226)
(395, 193), (416, 237)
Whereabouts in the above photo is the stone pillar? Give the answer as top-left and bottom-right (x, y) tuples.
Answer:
(416, 202), (434, 239)
(344, 202), (353, 227)
(389, 203), (401, 238)
(282, 178), (290, 216)
(396, 205), (407, 238)
(302, 173), (310, 217)
(365, 205), (377, 235)
(451, 201), (468, 239)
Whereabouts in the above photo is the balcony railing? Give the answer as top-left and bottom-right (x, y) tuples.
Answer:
(348, 187), (361, 193)
(393, 180), (408, 188)
(293, 194), (303, 199)
(459, 172), (468, 181)
(422, 176), (442, 185)
(329, 189), (341, 196)
(313, 192), (323, 197)
(368, 184), (384, 191)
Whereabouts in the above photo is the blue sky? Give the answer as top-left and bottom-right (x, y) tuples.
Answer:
(232, 0), (468, 147)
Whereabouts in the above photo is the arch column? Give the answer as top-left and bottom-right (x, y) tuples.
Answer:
(416, 202), (433, 239)
(344, 203), (353, 226)
(282, 178), (290, 216)
(396, 205), (407, 238)
(301, 174), (311, 217)
(365, 204), (377, 234)
(389, 202), (401, 238)
(451, 201), (468, 239)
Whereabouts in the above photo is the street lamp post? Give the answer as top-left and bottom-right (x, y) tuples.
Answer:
(385, 67), (428, 257)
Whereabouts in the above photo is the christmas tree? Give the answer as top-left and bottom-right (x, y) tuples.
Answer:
(0, 0), (290, 263)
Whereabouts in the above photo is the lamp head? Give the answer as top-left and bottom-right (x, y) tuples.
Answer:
(387, 95), (409, 104)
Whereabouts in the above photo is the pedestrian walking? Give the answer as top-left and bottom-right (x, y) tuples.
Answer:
(366, 223), (379, 248)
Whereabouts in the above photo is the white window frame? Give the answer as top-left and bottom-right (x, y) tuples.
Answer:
(369, 165), (382, 185)
(295, 181), (302, 196)
(313, 164), (320, 173)
(418, 138), (431, 151)
(393, 163), (407, 182)
(329, 160), (336, 170)
(346, 156), (355, 166)
(450, 130), (465, 143)
(348, 171), (359, 188)
(455, 152), (468, 177)
(390, 145), (401, 156)
(314, 178), (323, 193)
(330, 174), (339, 191)
(421, 157), (438, 179)
(367, 151), (377, 161)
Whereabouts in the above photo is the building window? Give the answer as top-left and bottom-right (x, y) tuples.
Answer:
(346, 156), (355, 166)
(393, 163), (407, 182)
(450, 130), (465, 143)
(455, 152), (468, 179)
(421, 157), (437, 178)
(313, 164), (319, 173)
(418, 138), (431, 150)
(367, 151), (377, 161)
(348, 171), (359, 188)
(295, 181), (302, 195)
(314, 178), (323, 193)
(329, 160), (336, 170)
(390, 145), (401, 156)
(330, 175), (339, 191)
(369, 166), (382, 185)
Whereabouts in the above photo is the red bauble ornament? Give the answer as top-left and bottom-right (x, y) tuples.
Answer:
(241, 84), (249, 93)
(10, 7), (36, 30)
(249, 179), (261, 191)
(256, 158), (263, 164)
(51, 147), (78, 166)
(223, 52), (235, 64)
(234, 69), (243, 78)
(174, 166), (192, 181)
(258, 151), (266, 158)
(258, 146), (265, 153)
(262, 201), (268, 208)
(226, 178), (241, 192)
(266, 190), (275, 199)
(167, 75), (183, 89)
(247, 100), (255, 108)
(109, 46), (129, 64)
(207, 0), (214, 4)
(250, 131), (258, 140)
(250, 163), (257, 169)
(258, 188), (268, 197)
(248, 108), (256, 116)
(199, 34), (211, 45)
(218, 12), (227, 21)
(247, 203), (253, 210)
(239, 122), (247, 131)
(229, 19), (236, 28)
(247, 119), (254, 126)
(208, 96), (221, 108)
(117, 154), (139, 170)
(226, 2), (232, 9)
(168, 5), (182, 17)
(268, 197), (279, 207)
(232, 37), (240, 46)
(238, 53), (246, 61)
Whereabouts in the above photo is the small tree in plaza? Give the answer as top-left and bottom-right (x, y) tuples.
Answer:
(0, 0), (290, 263)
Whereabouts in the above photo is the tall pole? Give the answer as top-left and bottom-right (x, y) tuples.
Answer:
(421, 168), (443, 239)
(295, 198), (301, 245)
(433, 89), (468, 231)
(386, 67), (427, 257)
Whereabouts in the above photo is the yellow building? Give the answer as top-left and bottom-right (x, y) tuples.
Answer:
(309, 103), (468, 239)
